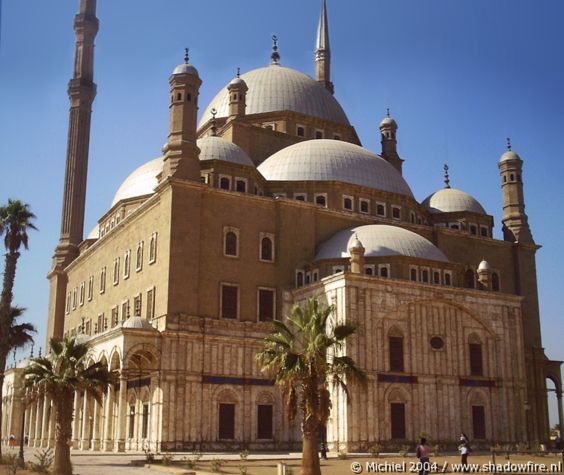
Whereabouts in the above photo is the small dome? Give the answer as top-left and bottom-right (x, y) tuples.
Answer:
(258, 139), (413, 197)
(349, 234), (364, 251)
(499, 150), (521, 163)
(199, 65), (350, 128)
(122, 316), (157, 331)
(228, 77), (247, 88)
(111, 157), (163, 207)
(172, 63), (199, 77)
(197, 136), (254, 167)
(421, 188), (486, 214)
(315, 224), (449, 262)
(478, 260), (490, 271)
(380, 116), (398, 129)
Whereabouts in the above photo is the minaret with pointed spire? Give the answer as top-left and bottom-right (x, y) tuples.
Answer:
(54, 0), (99, 264)
(227, 67), (248, 118)
(379, 109), (404, 174)
(47, 0), (99, 343)
(315, 0), (334, 94)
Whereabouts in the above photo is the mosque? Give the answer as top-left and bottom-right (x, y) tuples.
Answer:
(2, 0), (562, 452)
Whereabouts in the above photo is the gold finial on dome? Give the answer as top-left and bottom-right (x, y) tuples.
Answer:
(271, 35), (280, 65)
(443, 164), (451, 189)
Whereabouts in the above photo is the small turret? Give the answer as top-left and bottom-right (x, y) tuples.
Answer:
(227, 68), (248, 118)
(379, 109), (404, 174)
(161, 48), (202, 181)
(477, 259), (491, 290)
(498, 138), (533, 243)
(349, 234), (365, 274)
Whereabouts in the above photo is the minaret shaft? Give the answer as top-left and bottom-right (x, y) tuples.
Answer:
(315, 0), (334, 94)
(57, 0), (98, 258)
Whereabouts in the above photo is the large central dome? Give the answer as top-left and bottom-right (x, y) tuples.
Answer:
(258, 139), (414, 197)
(199, 65), (350, 128)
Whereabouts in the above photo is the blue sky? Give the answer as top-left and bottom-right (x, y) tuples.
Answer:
(1, 1), (563, 424)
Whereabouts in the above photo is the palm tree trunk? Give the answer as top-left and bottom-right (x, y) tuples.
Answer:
(301, 431), (322, 475)
(0, 251), (19, 459)
(53, 390), (74, 475)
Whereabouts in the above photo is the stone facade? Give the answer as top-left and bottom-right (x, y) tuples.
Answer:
(2, 0), (562, 454)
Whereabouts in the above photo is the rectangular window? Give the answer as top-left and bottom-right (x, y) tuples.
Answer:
(258, 288), (275, 322)
(480, 226), (489, 237)
(136, 242), (144, 271)
(149, 232), (158, 264)
(146, 288), (155, 320)
(312, 270), (319, 282)
(359, 199), (370, 214)
(472, 406), (486, 439)
(97, 313), (105, 334)
(315, 194), (327, 207)
(296, 125), (305, 137)
(314, 129), (324, 139)
(111, 306), (119, 328)
(257, 405), (273, 439)
(364, 265), (375, 276)
(72, 288), (77, 310)
(221, 284), (238, 319)
(389, 336), (404, 372)
(391, 206), (401, 220)
(219, 175), (231, 190)
(294, 193), (307, 201)
(469, 343), (483, 376)
(122, 300), (130, 322)
(142, 404), (149, 439)
(390, 403), (406, 439)
(100, 267), (106, 294)
(79, 282), (85, 306)
(113, 257), (120, 285)
(235, 178), (247, 193)
(66, 292), (71, 314)
(470, 224), (478, 236)
(124, 250), (131, 279)
(134, 294), (142, 317)
(410, 211), (416, 224)
(88, 276), (94, 301)
(85, 319), (91, 335)
(343, 195), (354, 211)
(444, 271), (452, 286)
(378, 264), (390, 278)
(129, 406), (135, 439)
(376, 202), (386, 217)
(409, 266), (418, 282)
(218, 403), (235, 440)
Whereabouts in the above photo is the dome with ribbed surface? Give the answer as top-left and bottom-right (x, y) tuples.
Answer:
(421, 188), (486, 214)
(199, 65), (350, 128)
(258, 139), (413, 196)
(111, 138), (253, 206)
(315, 224), (448, 262)
(198, 136), (254, 167)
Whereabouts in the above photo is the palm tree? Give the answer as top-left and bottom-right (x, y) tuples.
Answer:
(6, 306), (36, 352)
(24, 337), (112, 475)
(256, 297), (367, 475)
(0, 199), (36, 456)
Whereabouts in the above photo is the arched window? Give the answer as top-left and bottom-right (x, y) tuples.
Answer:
(465, 269), (475, 289)
(224, 231), (238, 257)
(365, 266), (373, 276)
(343, 197), (353, 210)
(315, 194), (327, 207)
(421, 269), (429, 283)
(410, 268), (417, 281)
(444, 272), (452, 286)
(296, 271), (304, 288)
(380, 266), (389, 278)
(433, 271), (440, 284)
(260, 237), (273, 261)
(491, 272), (500, 291)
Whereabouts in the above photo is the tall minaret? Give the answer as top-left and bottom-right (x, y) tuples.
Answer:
(379, 110), (404, 174)
(498, 139), (533, 244)
(315, 0), (334, 94)
(54, 0), (98, 264)
(47, 0), (98, 343)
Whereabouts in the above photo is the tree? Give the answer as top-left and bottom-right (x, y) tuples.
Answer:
(256, 297), (366, 475)
(6, 306), (36, 353)
(24, 337), (112, 475)
(0, 199), (36, 457)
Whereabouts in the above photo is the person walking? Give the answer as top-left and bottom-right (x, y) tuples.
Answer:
(416, 437), (431, 475)
(459, 440), (469, 472)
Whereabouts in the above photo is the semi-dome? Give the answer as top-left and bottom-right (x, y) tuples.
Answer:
(111, 138), (253, 207)
(111, 157), (163, 207)
(122, 316), (157, 331)
(421, 188), (486, 214)
(199, 65), (350, 128)
(315, 224), (449, 262)
(198, 136), (254, 167)
(257, 139), (414, 197)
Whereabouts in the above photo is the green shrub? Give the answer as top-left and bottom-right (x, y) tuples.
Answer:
(338, 449), (348, 460)
(211, 458), (225, 472)
(399, 445), (411, 457)
(161, 452), (174, 466)
(369, 442), (382, 458)
(240, 450), (250, 461)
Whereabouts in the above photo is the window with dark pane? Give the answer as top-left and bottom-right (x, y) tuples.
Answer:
(390, 403), (406, 439)
(221, 285), (238, 319)
(257, 405), (273, 439)
(389, 336), (404, 372)
(225, 232), (238, 256)
(469, 343), (483, 376)
(218, 403), (235, 439)
(258, 289), (275, 322)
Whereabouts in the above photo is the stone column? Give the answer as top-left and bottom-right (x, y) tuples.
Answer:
(71, 391), (81, 448)
(48, 400), (56, 448)
(114, 375), (127, 452)
(557, 390), (564, 439)
(33, 397), (43, 447)
(80, 392), (91, 450)
(90, 396), (101, 450)
(41, 395), (50, 447)
(102, 384), (114, 451)
(26, 402), (35, 445)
